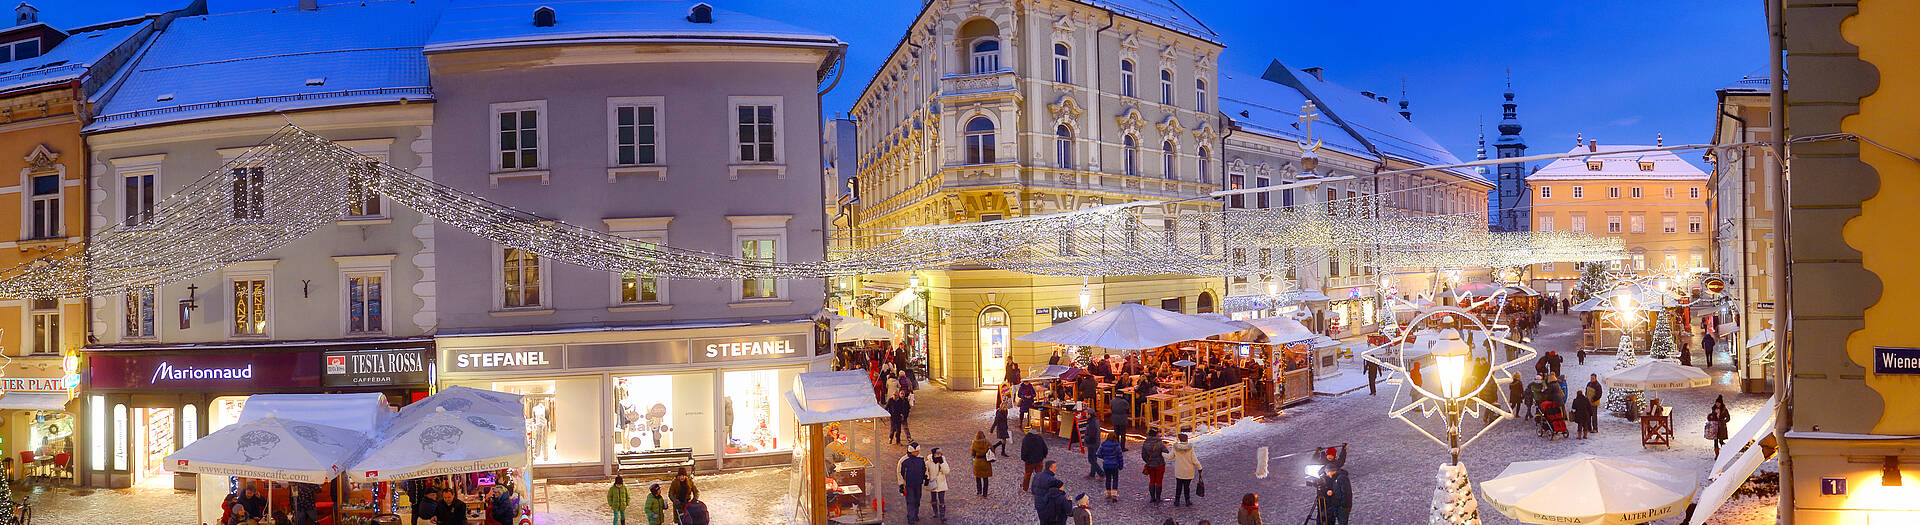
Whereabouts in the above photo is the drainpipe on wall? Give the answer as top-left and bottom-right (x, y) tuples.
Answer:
(1766, 0), (1792, 520)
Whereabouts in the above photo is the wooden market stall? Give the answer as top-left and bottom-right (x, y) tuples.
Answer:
(786, 370), (890, 524)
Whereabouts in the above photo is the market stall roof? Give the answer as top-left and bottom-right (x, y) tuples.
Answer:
(1480, 454), (1696, 525)
(393, 385), (525, 429)
(346, 408), (527, 483)
(165, 416), (371, 484)
(1018, 303), (1244, 351)
(1600, 359), (1712, 390)
(833, 318), (897, 343)
(0, 392), (71, 410)
(1746, 328), (1774, 349)
(240, 392), (392, 435)
(787, 370), (890, 425)
(1193, 313), (1255, 331)
(1024, 364), (1080, 382)
(877, 288), (917, 314)
(1241, 316), (1318, 345)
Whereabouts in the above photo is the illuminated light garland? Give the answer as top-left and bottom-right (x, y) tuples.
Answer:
(0, 127), (1626, 298)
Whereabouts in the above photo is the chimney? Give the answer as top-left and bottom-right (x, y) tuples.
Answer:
(297, 0), (317, 11)
(14, 2), (37, 25)
(1301, 67), (1324, 81)
(687, 2), (713, 23)
(532, 6), (555, 27)
(1589, 139), (1598, 153)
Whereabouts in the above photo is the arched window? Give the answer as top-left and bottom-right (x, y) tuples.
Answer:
(1197, 291), (1215, 313)
(1160, 69), (1174, 105)
(1120, 60), (1136, 97)
(1053, 43), (1071, 84)
(1197, 146), (1212, 184)
(1123, 135), (1139, 176)
(1195, 78), (1208, 112)
(1162, 140), (1177, 180)
(1055, 125), (1074, 169)
(971, 39), (1000, 74)
(965, 117), (995, 164)
(979, 305), (1011, 385)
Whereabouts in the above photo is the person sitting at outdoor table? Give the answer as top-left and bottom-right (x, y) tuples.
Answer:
(222, 505), (253, 525)
(239, 486), (268, 521)
(437, 488), (470, 525)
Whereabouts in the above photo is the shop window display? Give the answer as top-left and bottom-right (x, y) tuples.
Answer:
(613, 373), (714, 456)
(723, 369), (798, 455)
(495, 378), (603, 465)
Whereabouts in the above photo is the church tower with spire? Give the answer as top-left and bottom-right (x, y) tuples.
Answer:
(1494, 72), (1529, 231)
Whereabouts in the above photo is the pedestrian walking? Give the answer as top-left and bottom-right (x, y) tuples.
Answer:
(1576, 346), (1587, 365)
(1070, 493), (1094, 525)
(680, 497), (709, 525)
(668, 467), (697, 524)
(1409, 359), (1424, 388)
(887, 393), (910, 444)
(1507, 376), (1527, 416)
(1030, 460), (1061, 501)
(1237, 493), (1264, 525)
(928, 448), (951, 520)
(1018, 381), (1038, 429)
(897, 443), (928, 525)
(1096, 433), (1124, 502)
(1021, 429), (1049, 492)
(1108, 391), (1131, 452)
(1141, 428), (1169, 504)
(1554, 373), (1570, 405)
(1170, 433), (1202, 507)
(991, 397), (1011, 457)
(1708, 395), (1733, 455)
(1317, 461), (1353, 525)
(1081, 408), (1103, 478)
(645, 484), (667, 525)
(1364, 359), (1379, 396)
(606, 476), (631, 525)
(971, 432), (994, 497)
(1702, 332), (1717, 367)
(1570, 392), (1593, 439)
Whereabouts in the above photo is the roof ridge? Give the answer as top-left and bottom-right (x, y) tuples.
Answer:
(142, 46), (422, 72)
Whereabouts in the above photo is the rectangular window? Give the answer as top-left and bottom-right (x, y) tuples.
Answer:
(1662, 214), (1677, 234)
(346, 162), (382, 217)
(125, 287), (156, 338)
(1607, 214), (1622, 234)
(1231, 248), (1247, 268)
(1349, 248), (1359, 276)
(495, 104), (542, 170)
(1537, 214), (1554, 232)
(1542, 262), (1555, 272)
(29, 172), (60, 238)
(1689, 214), (1703, 234)
(124, 170), (155, 226)
(735, 102), (778, 163)
(1664, 187), (1675, 199)
(1608, 187), (1620, 199)
(740, 238), (778, 299)
(1282, 188), (1295, 210)
(1161, 218), (1176, 249)
(1228, 174), (1244, 208)
(0, 39), (39, 63)
(1572, 186), (1584, 199)
(1629, 213), (1646, 234)
(1690, 251), (1704, 269)
(232, 279), (267, 335)
(1258, 248), (1272, 271)
(619, 241), (662, 304)
(1690, 187), (1701, 199)
(1053, 46), (1071, 84)
(1571, 214), (1587, 233)
(345, 273), (384, 334)
(1195, 79), (1208, 112)
(1160, 70), (1174, 105)
(611, 99), (661, 166)
(1632, 254), (1646, 270)
(1328, 249), (1340, 277)
(1664, 253), (1678, 269)
(1283, 248), (1296, 279)
(230, 167), (264, 220)
(1540, 186), (1551, 199)
(1630, 187), (1643, 199)
(1256, 176), (1270, 209)
(30, 302), (58, 355)
(502, 247), (542, 308)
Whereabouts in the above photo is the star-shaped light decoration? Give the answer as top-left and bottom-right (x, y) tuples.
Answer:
(1362, 305), (1538, 459)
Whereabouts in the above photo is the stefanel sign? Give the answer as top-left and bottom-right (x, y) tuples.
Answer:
(324, 348), (430, 387)
(443, 346), (563, 373)
(691, 335), (807, 364)
(89, 351), (321, 390)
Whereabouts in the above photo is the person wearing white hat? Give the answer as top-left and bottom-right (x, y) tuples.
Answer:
(897, 443), (928, 524)
(1070, 493), (1093, 525)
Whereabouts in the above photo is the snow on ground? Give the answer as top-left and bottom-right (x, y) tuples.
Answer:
(20, 312), (1776, 524)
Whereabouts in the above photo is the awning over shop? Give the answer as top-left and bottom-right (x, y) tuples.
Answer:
(877, 288), (916, 314)
(1690, 442), (1769, 525)
(1716, 322), (1739, 337)
(1746, 328), (1774, 349)
(1242, 316), (1317, 345)
(787, 370), (890, 425)
(0, 392), (70, 410)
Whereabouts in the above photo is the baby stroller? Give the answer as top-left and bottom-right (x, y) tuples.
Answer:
(1536, 399), (1568, 440)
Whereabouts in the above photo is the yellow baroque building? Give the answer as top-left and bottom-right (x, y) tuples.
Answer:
(845, 0), (1223, 390)
(1525, 141), (1711, 294)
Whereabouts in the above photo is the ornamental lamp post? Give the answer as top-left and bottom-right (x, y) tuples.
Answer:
(1430, 330), (1473, 464)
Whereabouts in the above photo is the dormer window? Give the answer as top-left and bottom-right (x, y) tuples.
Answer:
(1585, 160), (1603, 171)
(0, 38), (40, 63)
(1638, 161), (1654, 171)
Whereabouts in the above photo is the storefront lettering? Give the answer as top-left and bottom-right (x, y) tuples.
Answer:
(0, 377), (66, 393)
(1875, 347), (1920, 375)
(689, 335), (810, 364)
(325, 348), (432, 387)
(456, 351), (552, 369)
(704, 339), (796, 358)
(151, 361), (253, 383)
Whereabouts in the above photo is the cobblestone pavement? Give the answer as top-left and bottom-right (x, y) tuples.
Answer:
(24, 313), (1773, 524)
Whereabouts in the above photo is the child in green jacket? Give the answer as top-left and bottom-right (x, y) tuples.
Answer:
(607, 476), (631, 524)
(645, 484), (667, 525)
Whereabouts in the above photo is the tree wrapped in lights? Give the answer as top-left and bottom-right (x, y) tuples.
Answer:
(1430, 463), (1482, 525)
(1647, 310), (1676, 360)
(1571, 263), (1612, 303)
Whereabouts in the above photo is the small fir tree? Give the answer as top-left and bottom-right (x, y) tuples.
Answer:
(1429, 463), (1482, 525)
(1648, 310), (1676, 360)
(1572, 262), (1613, 303)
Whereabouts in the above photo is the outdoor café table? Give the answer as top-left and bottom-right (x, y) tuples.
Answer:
(1640, 405), (1674, 449)
(1144, 393), (1177, 433)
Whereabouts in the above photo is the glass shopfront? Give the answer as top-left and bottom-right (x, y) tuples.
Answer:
(978, 306), (1009, 387)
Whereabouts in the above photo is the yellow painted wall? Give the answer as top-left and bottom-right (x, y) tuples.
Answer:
(1840, 0), (1920, 434)
(1530, 178), (1712, 281)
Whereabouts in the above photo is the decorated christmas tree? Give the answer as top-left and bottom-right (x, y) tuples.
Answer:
(1571, 263), (1613, 303)
(1430, 463), (1482, 525)
(1648, 310), (1675, 360)
(1604, 330), (1645, 418)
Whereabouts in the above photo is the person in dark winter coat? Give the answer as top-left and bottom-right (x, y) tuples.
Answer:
(1018, 381), (1038, 428)
(1570, 392), (1594, 439)
(1020, 429), (1049, 492)
(1095, 434), (1125, 501)
(1708, 395), (1733, 454)
(1081, 409), (1103, 478)
(991, 399), (1011, 457)
(1507, 376), (1528, 417)
(1584, 374), (1605, 431)
(1030, 460), (1060, 502)
(1702, 332), (1717, 367)
(887, 394), (911, 444)
(1034, 478), (1072, 525)
(1317, 463), (1353, 525)
(1364, 359), (1380, 395)
(897, 444), (928, 524)
(1108, 393), (1130, 451)
(1140, 429), (1169, 504)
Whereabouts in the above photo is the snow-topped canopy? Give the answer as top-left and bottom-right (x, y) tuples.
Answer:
(786, 370), (889, 425)
(238, 392), (392, 435)
(426, 0), (840, 53)
(1242, 316), (1317, 345)
(164, 416), (372, 484)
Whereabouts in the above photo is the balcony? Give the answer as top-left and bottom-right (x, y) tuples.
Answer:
(938, 71), (1018, 101)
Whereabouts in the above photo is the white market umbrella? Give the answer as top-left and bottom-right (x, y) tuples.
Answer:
(1600, 359), (1711, 390)
(345, 409), (528, 483)
(165, 416), (371, 484)
(1242, 316), (1318, 345)
(1193, 313), (1255, 331)
(1745, 328), (1774, 349)
(395, 385), (524, 427)
(1017, 302), (1243, 351)
(1480, 454), (1696, 525)
(833, 318), (897, 343)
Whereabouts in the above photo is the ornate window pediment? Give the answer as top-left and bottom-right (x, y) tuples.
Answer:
(24, 144), (58, 171)
(1115, 106), (1146, 136)
(1195, 53), (1215, 74)
(1155, 114), (1182, 138)
(1047, 95), (1084, 126)
(1190, 121), (1219, 143)
(1160, 44), (1179, 62)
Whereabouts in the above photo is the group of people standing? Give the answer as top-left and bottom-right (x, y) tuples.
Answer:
(603, 469), (704, 525)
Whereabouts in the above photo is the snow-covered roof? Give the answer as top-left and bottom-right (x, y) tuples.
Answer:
(1080, 0), (1219, 45)
(425, 0), (839, 53)
(87, 0), (444, 133)
(1254, 60), (1483, 183)
(0, 19), (149, 96)
(1527, 145), (1709, 182)
(1218, 70), (1374, 161)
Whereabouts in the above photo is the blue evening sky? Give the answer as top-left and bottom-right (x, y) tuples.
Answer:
(47, 0), (1766, 172)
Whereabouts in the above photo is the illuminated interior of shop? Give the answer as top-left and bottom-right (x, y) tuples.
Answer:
(132, 407), (174, 485)
(611, 372), (712, 456)
(978, 306), (1009, 386)
(493, 378), (602, 465)
(722, 368), (798, 455)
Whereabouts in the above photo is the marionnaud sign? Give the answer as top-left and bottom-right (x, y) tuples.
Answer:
(89, 351), (321, 390)
(1874, 347), (1920, 375)
(324, 348), (430, 387)
(691, 335), (807, 364)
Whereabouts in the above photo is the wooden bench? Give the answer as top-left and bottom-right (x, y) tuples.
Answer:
(616, 447), (695, 478)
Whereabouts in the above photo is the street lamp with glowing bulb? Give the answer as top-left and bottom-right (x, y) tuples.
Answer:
(1429, 330), (1474, 464)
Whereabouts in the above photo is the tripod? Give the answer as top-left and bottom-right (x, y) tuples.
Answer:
(1301, 493), (1326, 525)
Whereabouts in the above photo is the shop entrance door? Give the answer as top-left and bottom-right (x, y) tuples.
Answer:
(978, 306), (1009, 387)
(132, 407), (175, 487)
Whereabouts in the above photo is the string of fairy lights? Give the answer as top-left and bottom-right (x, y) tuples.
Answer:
(0, 126), (1624, 299)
